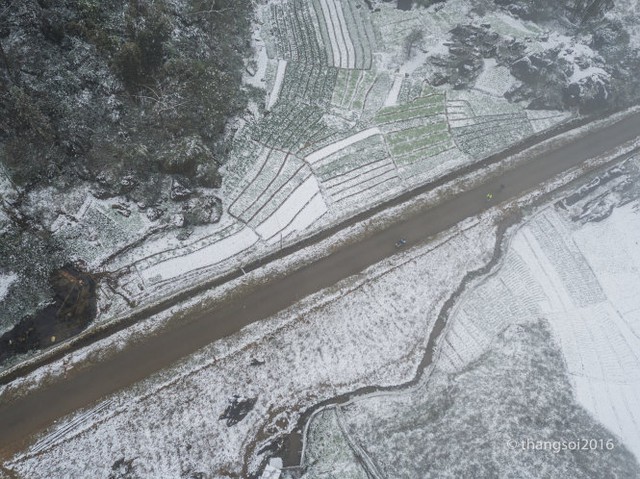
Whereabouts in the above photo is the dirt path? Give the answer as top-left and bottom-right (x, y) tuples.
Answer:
(0, 111), (639, 461)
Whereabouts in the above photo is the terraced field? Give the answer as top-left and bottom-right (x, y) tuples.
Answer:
(95, 0), (574, 305)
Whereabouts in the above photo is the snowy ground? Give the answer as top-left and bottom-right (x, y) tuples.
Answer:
(300, 158), (640, 478)
(2, 121), (639, 479)
(1, 212), (499, 478)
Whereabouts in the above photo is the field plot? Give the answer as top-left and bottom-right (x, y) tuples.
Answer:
(473, 58), (516, 97)
(302, 409), (368, 479)
(312, 134), (400, 208)
(251, 104), (327, 153)
(266, 0), (327, 65)
(304, 319), (639, 479)
(229, 150), (307, 225)
(266, 59), (288, 110)
(374, 94), (465, 181)
(52, 195), (154, 267)
(225, 146), (326, 242)
(385, 122), (453, 165)
(331, 68), (378, 111)
(447, 90), (534, 159)
(266, 0), (374, 70)
(397, 76), (427, 105)
(527, 110), (573, 133)
(253, 175), (327, 243)
(135, 221), (259, 286)
(375, 93), (446, 128)
(278, 62), (338, 107)
(311, 0), (375, 69)
(437, 247), (546, 373)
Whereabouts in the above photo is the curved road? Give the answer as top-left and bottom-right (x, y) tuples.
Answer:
(1, 112), (639, 458)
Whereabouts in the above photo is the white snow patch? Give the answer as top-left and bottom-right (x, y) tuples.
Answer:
(244, 33), (270, 90)
(473, 58), (516, 97)
(255, 176), (327, 241)
(259, 458), (282, 479)
(267, 59), (287, 110)
(305, 128), (382, 165)
(569, 65), (609, 84)
(140, 226), (259, 284)
(511, 205), (640, 461)
(0, 272), (17, 302)
(384, 75), (404, 107)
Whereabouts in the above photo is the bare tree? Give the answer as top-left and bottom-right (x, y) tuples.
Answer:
(404, 28), (424, 59)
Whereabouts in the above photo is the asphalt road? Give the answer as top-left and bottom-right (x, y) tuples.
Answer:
(0, 112), (639, 458)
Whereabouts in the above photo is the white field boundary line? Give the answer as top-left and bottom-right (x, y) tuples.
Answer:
(255, 176), (326, 240)
(322, 155), (392, 186)
(268, 192), (328, 244)
(267, 60), (287, 111)
(2, 106), (639, 389)
(232, 154), (294, 221)
(305, 127), (382, 165)
(331, 169), (399, 203)
(333, 0), (355, 69)
(324, 158), (394, 190)
(318, 0), (343, 68)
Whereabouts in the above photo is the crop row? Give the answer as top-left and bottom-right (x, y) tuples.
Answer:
(331, 69), (378, 111)
(251, 104), (326, 152)
(279, 62), (338, 107)
(229, 150), (311, 228)
(311, 0), (374, 69)
(449, 111), (532, 159)
(268, 0), (327, 64)
(528, 214), (606, 307)
(375, 94), (446, 126)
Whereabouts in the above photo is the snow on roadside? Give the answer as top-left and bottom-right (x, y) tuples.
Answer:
(4, 215), (499, 478)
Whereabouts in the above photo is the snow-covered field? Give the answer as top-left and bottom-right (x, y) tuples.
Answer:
(27, 0), (579, 326)
(2, 215), (499, 478)
(515, 206), (640, 459)
(300, 160), (640, 477)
